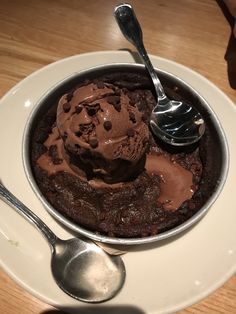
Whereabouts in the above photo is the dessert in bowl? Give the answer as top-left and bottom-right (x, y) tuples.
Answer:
(23, 63), (229, 245)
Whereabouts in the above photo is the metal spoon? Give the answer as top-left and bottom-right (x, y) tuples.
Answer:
(114, 3), (205, 146)
(0, 182), (125, 303)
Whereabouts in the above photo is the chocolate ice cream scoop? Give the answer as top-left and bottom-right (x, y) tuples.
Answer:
(56, 82), (149, 183)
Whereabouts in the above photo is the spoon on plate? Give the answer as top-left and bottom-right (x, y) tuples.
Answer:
(0, 182), (126, 303)
(114, 3), (205, 146)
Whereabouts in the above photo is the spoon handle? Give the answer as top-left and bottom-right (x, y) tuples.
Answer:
(0, 182), (57, 249)
(114, 3), (166, 101)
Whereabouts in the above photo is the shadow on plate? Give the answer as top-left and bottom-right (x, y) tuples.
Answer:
(118, 48), (142, 64)
(216, 0), (236, 89)
(41, 305), (146, 314)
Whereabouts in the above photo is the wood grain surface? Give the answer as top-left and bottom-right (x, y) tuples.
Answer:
(0, 0), (236, 313)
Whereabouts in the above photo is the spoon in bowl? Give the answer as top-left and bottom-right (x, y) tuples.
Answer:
(0, 182), (126, 303)
(114, 3), (205, 146)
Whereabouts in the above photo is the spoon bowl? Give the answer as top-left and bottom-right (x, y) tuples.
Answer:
(0, 182), (126, 303)
(114, 3), (205, 146)
(52, 237), (125, 302)
(150, 99), (205, 146)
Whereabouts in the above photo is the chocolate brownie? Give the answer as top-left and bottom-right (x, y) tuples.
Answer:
(30, 72), (213, 238)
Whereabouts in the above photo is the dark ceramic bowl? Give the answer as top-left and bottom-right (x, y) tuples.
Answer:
(22, 63), (229, 245)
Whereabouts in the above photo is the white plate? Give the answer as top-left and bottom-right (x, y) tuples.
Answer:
(0, 51), (236, 314)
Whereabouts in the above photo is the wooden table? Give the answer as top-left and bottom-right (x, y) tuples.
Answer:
(0, 0), (236, 313)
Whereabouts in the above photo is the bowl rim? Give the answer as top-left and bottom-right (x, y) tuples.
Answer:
(22, 62), (230, 245)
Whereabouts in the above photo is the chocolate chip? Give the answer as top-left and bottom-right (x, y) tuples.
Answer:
(129, 112), (136, 123)
(75, 105), (83, 114)
(79, 124), (85, 131)
(66, 92), (73, 101)
(63, 102), (71, 113)
(107, 95), (120, 105)
(53, 158), (63, 165)
(48, 145), (63, 165)
(48, 145), (58, 158)
(103, 121), (112, 131)
(75, 130), (82, 137)
(127, 128), (135, 137)
(87, 107), (96, 116)
(97, 81), (105, 89)
(89, 138), (98, 148)
(113, 102), (121, 112)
